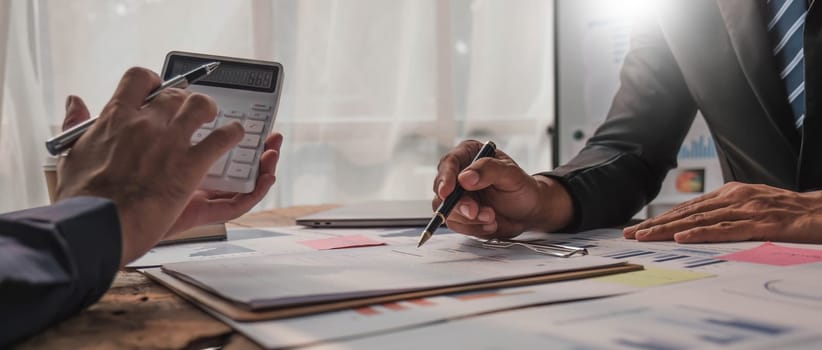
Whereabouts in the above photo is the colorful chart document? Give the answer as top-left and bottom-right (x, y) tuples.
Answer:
(301, 263), (822, 350)
(211, 278), (636, 349)
(516, 229), (766, 274)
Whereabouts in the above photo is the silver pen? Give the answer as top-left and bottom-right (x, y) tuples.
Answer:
(45, 61), (220, 155)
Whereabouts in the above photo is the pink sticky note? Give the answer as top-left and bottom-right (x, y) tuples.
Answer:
(299, 235), (386, 250)
(715, 242), (822, 266)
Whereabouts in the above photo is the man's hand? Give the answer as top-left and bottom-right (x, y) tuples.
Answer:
(433, 140), (574, 239)
(63, 96), (283, 239)
(623, 182), (822, 243)
(165, 132), (282, 236)
(56, 68), (280, 266)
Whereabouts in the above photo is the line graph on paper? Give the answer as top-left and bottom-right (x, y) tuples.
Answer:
(764, 280), (822, 302)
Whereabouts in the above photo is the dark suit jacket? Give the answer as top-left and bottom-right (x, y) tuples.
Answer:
(0, 197), (121, 346)
(544, 0), (821, 231)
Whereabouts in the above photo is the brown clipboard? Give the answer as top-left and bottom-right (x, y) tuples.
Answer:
(157, 223), (226, 245)
(143, 263), (643, 322)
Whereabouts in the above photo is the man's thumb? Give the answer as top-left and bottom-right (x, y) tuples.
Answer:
(62, 95), (91, 131)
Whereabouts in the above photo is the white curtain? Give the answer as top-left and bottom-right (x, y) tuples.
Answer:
(0, 1), (52, 212)
(0, 0), (554, 212)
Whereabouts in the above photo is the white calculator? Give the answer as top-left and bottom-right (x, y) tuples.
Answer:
(161, 51), (283, 193)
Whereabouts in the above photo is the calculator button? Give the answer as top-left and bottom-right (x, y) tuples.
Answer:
(239, 134), (260, 148)
(252, 103), (272, 111)
(191, 129), (211, 144)
(249, 112), (270, 120)
(232, 148), (255, 163)
(243, 120), (264, 134)
(224, 110), (246, 118)
(227, 163), (252, 179)
(207, 153), (229, 176)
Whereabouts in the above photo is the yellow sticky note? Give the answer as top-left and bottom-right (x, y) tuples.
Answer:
(595, 267), (714, 287)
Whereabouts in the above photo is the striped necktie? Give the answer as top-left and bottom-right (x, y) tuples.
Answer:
(766, 0), (808, 129)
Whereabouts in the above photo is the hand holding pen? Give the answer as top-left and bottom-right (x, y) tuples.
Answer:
(421, 140), (577, 245)
(55, 67), (250, 265)
(419, 141), (496, 246)
(46, 61), (220, 155)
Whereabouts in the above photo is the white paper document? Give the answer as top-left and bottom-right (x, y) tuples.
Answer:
(161, 237), (628, 309)
(520, 229), (767, 274)
(302, 263), (822, 350)
(129, 226), (458, 268)
(218, 278), (637, 349)
(128, 227), (314, 268)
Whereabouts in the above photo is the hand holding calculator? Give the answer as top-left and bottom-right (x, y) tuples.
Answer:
(161, 51), (284, 193)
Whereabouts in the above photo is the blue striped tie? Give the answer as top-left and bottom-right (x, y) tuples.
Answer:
(766, 0), (808, 128)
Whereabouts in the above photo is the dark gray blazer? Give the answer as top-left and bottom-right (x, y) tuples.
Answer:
(0, 197), (121, 346)
(544, 0), (821, 231)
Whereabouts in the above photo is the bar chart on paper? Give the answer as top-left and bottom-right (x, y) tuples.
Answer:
(536, 267), (822, 350)
(292, 292), (822, 350)
(524, 229), (764, 274)
(352, 289), (533, 317)
(539, 303), (816, 350)
(220, 279), (634, 350)
(607, 306), (795, 349)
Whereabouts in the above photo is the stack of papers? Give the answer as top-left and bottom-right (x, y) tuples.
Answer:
(147, 235), (638, 321)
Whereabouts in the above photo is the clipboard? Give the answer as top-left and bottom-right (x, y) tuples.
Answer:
(156, 223), (226, 245)
(143, 263), (642, 322)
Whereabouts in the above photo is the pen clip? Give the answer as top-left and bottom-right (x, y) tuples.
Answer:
(482, 238), (588, 258)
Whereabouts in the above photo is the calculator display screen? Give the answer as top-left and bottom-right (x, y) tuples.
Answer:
(165, 55), (278, 93)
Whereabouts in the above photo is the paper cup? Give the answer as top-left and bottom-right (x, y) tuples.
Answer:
(43, 155), (59, 203)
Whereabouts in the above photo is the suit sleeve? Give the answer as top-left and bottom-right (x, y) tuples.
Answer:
(0, 197), (122, 346)
(541, 15), (698, 231)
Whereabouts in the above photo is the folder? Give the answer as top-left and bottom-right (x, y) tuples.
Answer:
(157, 223), (226, 245)
(144, 236), (642, 322)
(143, 263), (641, 321)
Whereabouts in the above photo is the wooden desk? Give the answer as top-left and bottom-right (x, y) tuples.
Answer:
(17, 204), (337, 350)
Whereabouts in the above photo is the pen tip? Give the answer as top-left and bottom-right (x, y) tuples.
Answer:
(417, 231), (432, 248)
(206, 61), (220, 72)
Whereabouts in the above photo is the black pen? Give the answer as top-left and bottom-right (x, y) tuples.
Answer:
(45, 61), (221, 156)
(418, 141), (497, 247)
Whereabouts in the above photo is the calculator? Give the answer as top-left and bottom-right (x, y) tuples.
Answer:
(161, 51), (283, 193)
